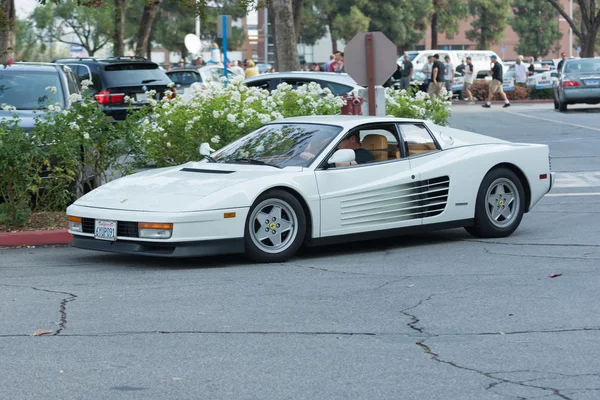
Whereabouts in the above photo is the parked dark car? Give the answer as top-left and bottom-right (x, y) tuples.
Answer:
(54, 56), (173, 121)
(553, 57), (600, 112)
(0, 62), (80, 132)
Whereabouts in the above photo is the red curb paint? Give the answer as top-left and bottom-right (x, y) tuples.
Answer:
(0, 230), (72, 247)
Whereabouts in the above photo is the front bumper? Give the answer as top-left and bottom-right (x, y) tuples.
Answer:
(72, 235), (244, 258)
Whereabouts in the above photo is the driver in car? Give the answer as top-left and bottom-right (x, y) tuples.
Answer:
(334, 131), (374, 166)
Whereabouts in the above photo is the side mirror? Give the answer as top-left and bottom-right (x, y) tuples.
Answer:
(199, 142), (214, 156)
(327, 149), (355, 165)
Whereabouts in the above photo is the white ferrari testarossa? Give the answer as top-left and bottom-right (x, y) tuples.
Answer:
(66, 116), (554, 262)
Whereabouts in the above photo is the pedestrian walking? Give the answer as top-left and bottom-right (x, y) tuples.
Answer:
(329, 51), (344, 73)
(399, 52), (413, 90)
(482, 55), (510, 108)
(427, 54), (445, 99)
(514, 56), (527, 86)
(323, 54), (334, 72)
(245, 60), (259, 78)
(463, 56), (475, 104)
(527, 57), (535, 76)
(557, 52), (568, 72)
(443, 55), (454, 101)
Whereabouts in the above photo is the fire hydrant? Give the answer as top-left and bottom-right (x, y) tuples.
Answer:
(341, 92), (364, 115)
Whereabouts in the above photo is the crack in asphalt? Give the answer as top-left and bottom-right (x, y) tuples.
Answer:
(397, 292), (585, 400)
(464, 240), (600, 248)
(483, 247), (599, 260)
(283, 262), (403, 277)
(0, 284), (77, 336)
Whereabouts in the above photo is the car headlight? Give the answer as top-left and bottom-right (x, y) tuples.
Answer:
(67, 215), (82, 232)
(138, 222), (173, 239)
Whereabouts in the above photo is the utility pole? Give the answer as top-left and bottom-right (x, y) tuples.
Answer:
(569, 0), (572, 57)
(195, 0), (201, 55)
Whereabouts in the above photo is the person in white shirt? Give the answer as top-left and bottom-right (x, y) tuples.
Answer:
(421, 55), (434, 85)
(443, 55), (454, 100)
(230, 60), (245, 77)
(513, 56), (528, 86)
(462, 56), (475, 104)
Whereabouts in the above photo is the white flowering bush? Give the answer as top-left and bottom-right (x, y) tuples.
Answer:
(385, 87), (452, 126)
(130, 76), (344, 167)
(32, 82), (141, 208)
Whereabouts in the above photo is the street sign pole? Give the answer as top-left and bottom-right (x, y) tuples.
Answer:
(222, 15), (228, 83)
(366, 33), (376, 116)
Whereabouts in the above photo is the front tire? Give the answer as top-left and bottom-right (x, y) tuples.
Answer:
(465, 168), (525, 238)
(244, 190), (306, 262)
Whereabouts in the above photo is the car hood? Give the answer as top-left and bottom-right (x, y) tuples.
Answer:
(0, 110), (39, 132)
(427, 123), (510, 150)
(73, 162), (300, 212)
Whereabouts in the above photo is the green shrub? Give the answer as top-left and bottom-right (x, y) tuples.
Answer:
(528, 88), (554, 100)
(0, 114), (43, 226)
(470, 81), (528, 101)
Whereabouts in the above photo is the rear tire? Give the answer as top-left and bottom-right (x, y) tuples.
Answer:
(553, 94), (559, 109)
(558, 96), (567, 112)
(465, 167), (525, 238)
(244, 190), (306, 263)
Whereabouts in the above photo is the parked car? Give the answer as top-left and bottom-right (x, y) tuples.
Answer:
(66, 115), (554, 262)
(244, 72), (361, 96)
(0, 62), (80, 132)
(166, 65), (243, 95)
(553, 57), (600, 112)
(54, 56), (173, 121)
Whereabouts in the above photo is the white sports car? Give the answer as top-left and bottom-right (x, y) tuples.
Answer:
(66, 116), (554, 262)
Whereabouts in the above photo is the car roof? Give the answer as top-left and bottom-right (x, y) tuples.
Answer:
(244, 72), (360, 86)
(54, 56), (156, 65)
(269, 115), (424, 128)
(8, 62), (64, 72)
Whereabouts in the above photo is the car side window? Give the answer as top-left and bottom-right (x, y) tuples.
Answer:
(327, 124), (402, 168)
(317, 80), (353, 96)
(398, 123), (439, 157)
(65, 69), (80, 95)
(280, 78), (312, 90)
(246, 80), (271, 90)
(66, 63), (92, 84)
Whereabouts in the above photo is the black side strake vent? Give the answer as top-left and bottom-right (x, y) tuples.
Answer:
(180, 168), (234, 174)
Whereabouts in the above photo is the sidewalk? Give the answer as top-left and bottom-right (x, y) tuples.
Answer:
(452, 99), (553, 105)
(0, 230), (72, 247)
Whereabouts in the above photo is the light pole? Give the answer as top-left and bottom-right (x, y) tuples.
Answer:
(569, 0), (572, 57)
(195, 0), (201, 54)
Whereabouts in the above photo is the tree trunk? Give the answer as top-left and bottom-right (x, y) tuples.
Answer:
(292, 0), (303, 43)
(431, 11), (438, 49)
(0, 0), (15, 63)
(113, 0), (126, 56)
(146, 29), (152, 60)
(327, 14), (337, 53)
(134, 0), (163, 57)
(581, 26), (598, 57)
(269, 0), (299, 72)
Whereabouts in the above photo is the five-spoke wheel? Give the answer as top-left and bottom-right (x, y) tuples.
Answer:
(466, 167), (525, 238)
(245, 190), (306, 262)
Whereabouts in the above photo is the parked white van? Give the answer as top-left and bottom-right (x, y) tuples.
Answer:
(400, 50), (504, 79)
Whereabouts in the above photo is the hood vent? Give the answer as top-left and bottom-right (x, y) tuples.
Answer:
(180, 168), (234, 174)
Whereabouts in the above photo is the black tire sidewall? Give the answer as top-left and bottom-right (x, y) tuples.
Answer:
(244, 190), (306, 262)
(471, 168), (525, 238)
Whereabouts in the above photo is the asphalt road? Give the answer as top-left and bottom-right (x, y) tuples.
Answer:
(1, 103), (599, 400)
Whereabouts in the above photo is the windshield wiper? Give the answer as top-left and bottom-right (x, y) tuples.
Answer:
(233, 158), (281, 168)
(204, 155), (217, 163)
(141, 79), (160, 84)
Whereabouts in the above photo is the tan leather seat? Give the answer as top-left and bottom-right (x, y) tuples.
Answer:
(361, 134), (389, 162)
(408, 142), (437, 156)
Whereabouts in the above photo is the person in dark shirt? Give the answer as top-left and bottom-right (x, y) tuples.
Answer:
(528, 56), (535, 76)
(334, 131), (374, 166)
(427, 54), (445, 99)
(482, 55), (510, 108)
(557, 52), (568, 72)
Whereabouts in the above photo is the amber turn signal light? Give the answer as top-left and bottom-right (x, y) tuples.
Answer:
(138, 222), (173, 230)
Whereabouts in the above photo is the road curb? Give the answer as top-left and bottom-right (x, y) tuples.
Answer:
(0, 230), (72, 247)
(452, 99), (553, 105)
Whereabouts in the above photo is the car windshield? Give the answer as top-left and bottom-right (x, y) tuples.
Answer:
(0, 70), (65, 110)
(103, 63), (171, 86)
(211, 123), (343, 168)
(564, 59), (600, 74)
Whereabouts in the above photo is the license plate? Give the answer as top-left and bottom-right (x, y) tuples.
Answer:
(585, 79), (598, 86)
(94, 220), (117, 241)
(135, 93), (147, 102)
